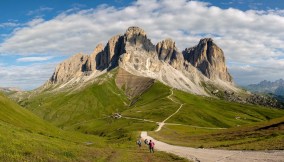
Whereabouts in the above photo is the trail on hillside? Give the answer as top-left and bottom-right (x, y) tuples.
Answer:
(155, 89), (184, 132)
(121, 89), (284, 161)
(121, 88), (284, 161)
(141, 131), (284, 162)
(122, 116), (156, 123)
(123, 88), (227, 130)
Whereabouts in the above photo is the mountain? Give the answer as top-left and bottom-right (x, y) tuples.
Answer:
(40, 26), (237, 98)
(8, 27), (284, 155)
(275, 85), (284, 96)
(245, 79), (284, 105)
(246, 79), (284, 94)
(0, 87), (22, 94)
(183, 38), (232, 82)
(12, 26), (283, 109)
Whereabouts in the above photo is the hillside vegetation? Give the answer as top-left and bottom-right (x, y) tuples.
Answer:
(18, 71), (284, 151)
(123, 82), (284, 127)
(0, 92), (188, 161)
(149, 116), (284, 150)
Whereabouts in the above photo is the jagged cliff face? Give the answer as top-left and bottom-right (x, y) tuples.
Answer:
(156, 38), (184, 69)
(50, 53), (90, 83)
(49, 35), (125, 84)
(119, 27), (161, 72)
(48, 26), (235, 96)
(85, 43), (104, 71)
(183, 38), (232, 82)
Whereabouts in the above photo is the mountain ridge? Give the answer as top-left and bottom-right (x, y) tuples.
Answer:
(246, 79), (284, 96)
(43, 26), (237, 97)
(246, 79), (284, 103)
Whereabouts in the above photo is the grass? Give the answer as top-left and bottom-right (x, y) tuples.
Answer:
(10, 70), (284, 158)
(0, 121), (108, 161)
(167, 89), (284, 127)
(123, 82), (284, 150)
(0, 92), (189, 161)
(21, 72), (129, 130)
(149, 116), (284, 150)
(123, 82), (284, 128)
(122, 82), (179, 122)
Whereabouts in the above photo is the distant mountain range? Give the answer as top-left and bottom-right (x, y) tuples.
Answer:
(245, 79), (284, 103)
(246, 79), (284, 96)
(0, 87), (22, 94)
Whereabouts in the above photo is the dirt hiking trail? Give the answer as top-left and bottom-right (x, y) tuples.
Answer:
(141, 131), (284, 162)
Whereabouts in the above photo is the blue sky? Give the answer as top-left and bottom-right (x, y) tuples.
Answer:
(0, 0), (284, 90)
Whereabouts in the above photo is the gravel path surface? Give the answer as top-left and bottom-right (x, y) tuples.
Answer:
(141, 131), (284, 162)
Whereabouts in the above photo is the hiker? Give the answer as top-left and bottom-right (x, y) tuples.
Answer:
(149, 140), (155, 153)
(144, 139), (148, 145)
(136, 139), (142, 148)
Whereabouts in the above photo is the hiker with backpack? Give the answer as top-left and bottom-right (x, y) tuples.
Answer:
(148, 140), (155, 153)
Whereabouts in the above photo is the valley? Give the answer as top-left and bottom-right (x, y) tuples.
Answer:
(1, 26), (284, 161)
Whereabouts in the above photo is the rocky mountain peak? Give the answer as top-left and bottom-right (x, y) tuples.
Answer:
(199, 38), (213, 44)
(101, 35), (125, 70)
(125, 26), (146, 38)
(156, 38), (184, 69)
(50, 53), (90, 83)
(85, 43), (104, 71)
(183, 38), (232, 82)
(156, 38), (176, 60)
(48, 27), (235, 96)
(92, 43), (104, 55)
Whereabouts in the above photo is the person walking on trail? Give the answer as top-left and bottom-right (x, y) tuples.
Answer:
(149, 140), (155, 153)
(137, 139), (142, 148)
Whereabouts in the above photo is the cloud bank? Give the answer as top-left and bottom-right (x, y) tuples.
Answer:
(17, 56), (53, 62)
(0, 63), (56, 90)
(0, 0), (284, 89)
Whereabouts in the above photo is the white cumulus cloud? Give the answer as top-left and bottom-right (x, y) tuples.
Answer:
(16, 56), (53, 62)
(0, 63), (56, 90)
(0, 0), (284, 88)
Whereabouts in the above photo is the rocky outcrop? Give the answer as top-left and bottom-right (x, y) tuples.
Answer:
(50, 53), (90, 83)
(85, 43), (104, 71)
(246, 94), (283, 108)
(102, 35), (125, 70)
(118, 27), (160, 72)
(183, 38), (232, 82)
(49, 36), (126, 84)
(156, 38), (184, 69)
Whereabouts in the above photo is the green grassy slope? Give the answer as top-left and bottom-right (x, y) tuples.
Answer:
(149, 116), (284, 150)
(123, 82), (284, 150)
(123, 82), (284, 128)
(0, 92), (106, 161)
(168, 89), (284, 127)
(0, 93), (188, 161)
(123, 82), (179, 121)
(21, 73), (160, 139)
(22, 72), (129, 129)
(19, 72), (284, 151)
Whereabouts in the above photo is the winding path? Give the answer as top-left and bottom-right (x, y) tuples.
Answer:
(155, 89), (184, 132)
(123, 89), (284, 161)
(141, 131), (284, 162)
